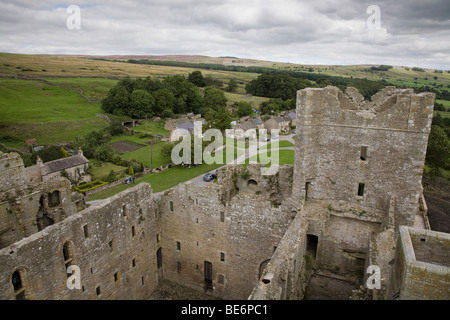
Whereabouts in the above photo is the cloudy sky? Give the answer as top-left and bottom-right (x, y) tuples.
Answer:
(0, 0), (449, 69)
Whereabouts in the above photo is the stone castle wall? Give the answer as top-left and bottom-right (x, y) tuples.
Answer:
(386, 227), (449, 300)
(0, 183), (159, 300)
(159, 165), (295, 300)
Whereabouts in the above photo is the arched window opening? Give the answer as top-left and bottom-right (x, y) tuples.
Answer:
(11, 269), (27, 300)
(63, 241), (74, 272)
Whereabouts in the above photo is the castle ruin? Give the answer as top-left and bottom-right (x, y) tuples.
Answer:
(0, 86), (448, 300)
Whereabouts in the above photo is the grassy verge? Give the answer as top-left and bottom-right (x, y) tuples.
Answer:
(88, 163), (222, 200)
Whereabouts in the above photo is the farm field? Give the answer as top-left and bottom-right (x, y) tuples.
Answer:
(0, 78), (109, 147)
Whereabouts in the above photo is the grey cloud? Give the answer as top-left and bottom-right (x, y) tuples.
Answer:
(0, 0), (448, 69)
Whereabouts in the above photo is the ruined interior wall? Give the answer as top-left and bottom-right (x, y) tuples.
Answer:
(160, 165), (294, 300)
(387, 227), (450, 300)
(0, 152), (26, 194)
(249, 210), (309, 300)
(0, 177), (78, 249)
(0, 183), (160, 300)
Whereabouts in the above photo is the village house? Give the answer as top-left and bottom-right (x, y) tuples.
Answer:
(25, 147), (91, 186)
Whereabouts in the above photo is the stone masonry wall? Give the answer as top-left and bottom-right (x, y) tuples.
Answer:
(292, 86), (435, 229)
(0, 183), (160, 300)
(159, 165), (294, 300)
(386, 226), (449, 300)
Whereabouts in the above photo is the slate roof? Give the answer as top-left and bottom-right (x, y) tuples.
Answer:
(252, 118), (264, 125)
(42, 155), (89, 175)
(177, 122), (195, 133)
(287, 112), (296, 120)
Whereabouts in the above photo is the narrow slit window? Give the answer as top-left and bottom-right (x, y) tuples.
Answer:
(220, 211), (225, 222)
(131, 226), (136, 238)
(358, 183), (365, 196)
(169, 201), (174, 212)
(122, 205), (127, 217)
(176, 241), (181, 251)
(177, 261), (182, 273)
(220, 252), (225, 262)
(83, 225), (89, 238)
(360, 146), (368, 161)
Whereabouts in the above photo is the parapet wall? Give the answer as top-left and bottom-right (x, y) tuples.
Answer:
(387, 226), (450, 300)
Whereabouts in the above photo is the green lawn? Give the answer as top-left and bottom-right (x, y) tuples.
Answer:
(258, 140), (294, 150)
(90, 159), (127, 180)
(130, 119), (171, 136)
(88, 162), (223, 200)
(244, 149), (295, 166)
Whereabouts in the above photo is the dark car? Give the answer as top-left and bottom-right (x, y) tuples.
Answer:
(203, 173), (217, 182)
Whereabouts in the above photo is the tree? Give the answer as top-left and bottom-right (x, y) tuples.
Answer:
(188, 71), (206, 87)
(106, 169), (116, 183)
(237, 101), (253, 117)
(128, 166), (134, 176)
(226, 79), (238, 92)
(153, 88), (176, 115)
(130, 89), (155, 118)
(93, 144), (115, 162)
(204, 87), (227, 111)
(215, 107), (232, 131)
(426, 125), (450, 176)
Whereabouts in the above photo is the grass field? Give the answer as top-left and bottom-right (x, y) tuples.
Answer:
(0, 78), (109, 147)
(88, 162), (223, 200)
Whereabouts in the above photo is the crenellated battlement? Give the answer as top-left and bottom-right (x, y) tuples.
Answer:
(297, 86), (435, 133)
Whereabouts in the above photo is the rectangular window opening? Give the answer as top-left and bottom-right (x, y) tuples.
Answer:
(358, 183), (365, 197)
(360, 146), (368, 161)
(220, 211), (225, 222)
(220, 252), (225, 262)
(131, 226), (136, 238)
(96, 286), (101, 296)
(176, 241), (181, 251)
(177, 261), (182, 273)
(169, 201), (174, 212)
(114, 272), (120, 282)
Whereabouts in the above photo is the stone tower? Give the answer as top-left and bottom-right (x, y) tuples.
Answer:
(292, 86), (435, 229)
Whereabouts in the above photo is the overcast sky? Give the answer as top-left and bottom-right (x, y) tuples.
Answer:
(0, 0), (449, 69)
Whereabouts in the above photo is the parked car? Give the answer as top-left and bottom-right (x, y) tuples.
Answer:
(203, 173), (217, 182)
(271, 135), (279, 140)
(260, 137), (270, 142)
(292, 129), (296, 134)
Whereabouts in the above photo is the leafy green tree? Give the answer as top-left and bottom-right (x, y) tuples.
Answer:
(93, 144), (115, 162)
(188, 70), (206, 87)
(426, 125), (450, 176)
(153, 88), (176, 115)
(226, 79), (238, 92)
(203, 108), (215, 130)
(237, 101), (253, 117)
(204, 87), (227, 111)
(106, 169), (116, 183)
(130, 89), (155, 118)
(215, 107), (232, 131)
(129, 166), (134, 176)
